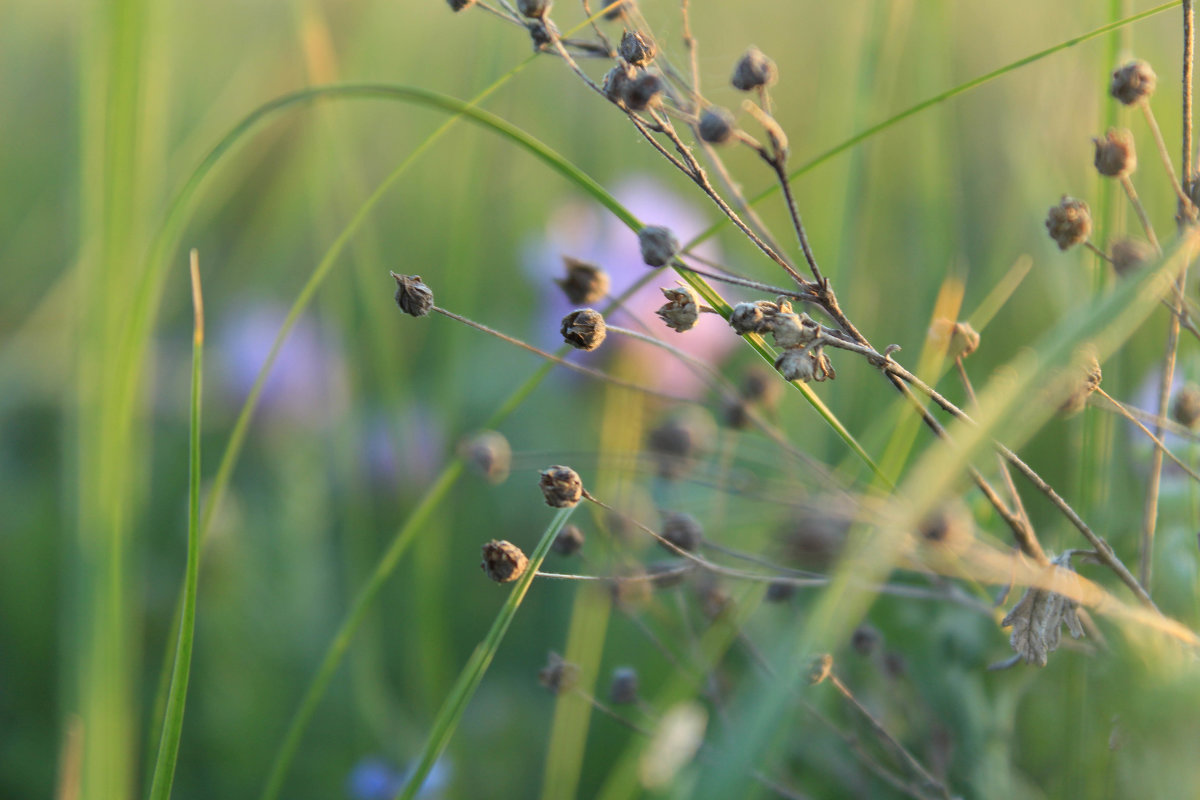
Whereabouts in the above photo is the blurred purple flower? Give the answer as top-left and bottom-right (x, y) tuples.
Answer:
(361, 405), (446, 490)
(523, 176), (741, 397)
(347, 756), (450, 800)
(212, 304), (348, 426)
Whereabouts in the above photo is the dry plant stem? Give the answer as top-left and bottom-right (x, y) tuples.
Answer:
(954, 357), (1037, 558)
(1095, 388), (1200, 482)
(767, 157), (827, 286)
(1084, 240), (1113, 263)
(827, 672), (952, 800)
(1120, 174), (1162, 252)
(1186, 0), (1195, 193)
(1140, 101), (1193, 211)
(429, 307), (688, 403)
(578, 1), (615, 53)
(680, 0), (700, 95)
(480, 1), (524, 24)
(694, 138), (790, 258)
(1095, 392), (1200, 441)
(573, 688), (652, 736)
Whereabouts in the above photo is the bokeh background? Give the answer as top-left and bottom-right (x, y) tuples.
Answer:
(3, 1), (1200, 798)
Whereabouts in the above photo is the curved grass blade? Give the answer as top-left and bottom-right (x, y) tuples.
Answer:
(146, 250), (205, 800)
(396, 506), (577, 800)
(684, 1), (1182, 251)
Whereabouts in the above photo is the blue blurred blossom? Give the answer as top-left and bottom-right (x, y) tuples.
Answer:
(213, 304), (349, 426)
(347, 756), (451, 800)
(361, 405), (446, 490)
(524, 176), (740, 397)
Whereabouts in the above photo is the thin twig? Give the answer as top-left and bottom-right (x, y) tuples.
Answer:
(1139, 101), (1194, 212)
(1120, 174), (1162, 252)
(1095, 387), (1200, 483)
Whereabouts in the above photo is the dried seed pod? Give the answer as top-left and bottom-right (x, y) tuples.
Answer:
(731, 46), (777, 91)
(764, 580), (796, 603)
(517, 0), (551, 18)
(779, 503), (849, 569)
(930, 319), (981, 360)
(619, 29), (655, 66)
(1110, 237), (1155, 276)
(538, 651), (580, 694)
(560, 308), (607, 351)
(460, 430), (512, 484)
(552, 523), (586, 556)
(774, 348), (817, 383)
(1093, 129), (1137, 177)
(1060, 355), (1103, 416)
(729, 301), (774, 335)
(390, 272), (434, 317)
(1045, 196), (1092, 251)
(1174, 385), (1200, 429)
(771, 311), (818, 349)
(539, 465), (584, 507)
(720, 399), (751, 430)
(807, 653), (834, 685)
(624, 72), (662, 111)
(655, 286), (700, 332)
(603, 0), (630, 19)
(851, 625), (880, 657)
(698, 106), (736, 145)
(446, 0), (476, 10)
(918, 502), (973, 554)
(659, 511), (702, 552)
(609, 667), (639, 705)
(481, 539), (529, 583)
(556, 256), (610, 304)
(603, 64), (635, 105)
(1111, 59), (1156, 105)
(638, 225), (679, 267)
(528, 18), (558, 49)
(741, 365), (781, 406)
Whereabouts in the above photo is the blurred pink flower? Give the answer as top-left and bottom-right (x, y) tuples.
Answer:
(523, 176), (742, 397)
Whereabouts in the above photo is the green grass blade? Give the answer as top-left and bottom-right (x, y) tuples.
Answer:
(146, 251), (205, 800)
(396, 506), (576, 800)
(684, 1), (1182, 251)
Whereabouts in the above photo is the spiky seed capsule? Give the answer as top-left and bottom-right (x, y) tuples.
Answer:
(481, 539), (529, 583)
(619, 29), (656, 66)
(460, 430), (512, 484)
(609, 667), (639, 705)
(551, 524), (586, 556)
(1111, 59), (1157, 105)
(624, 72), (662, 111)
(1060, 355), (1103, 416)
(656, 286), (700, 332)
(1110, 238), (1156, 276)
(1045, 196), (1093, 251)
(638, 225), (679, 267)
(774, 348), (817, 382)
(446, 0), (476, 10)
(808, 653), (834, 685)
(1174, 385), (1200, 429)
(539, 465), (583, 507)
(390, 272), (434, 317)
(517, 0), (551, 18)
(556, 256), (610, 304)
(660, 511), (702, 552)
(560, 308), (607, 350)
(698, 106), (736, 145)
(731, 46), (778, 91)
(1093, 129), (1137, 177)
(765, 580), (796, 603)
(851, 625), (880, 656)
(538, 652), (579, 694)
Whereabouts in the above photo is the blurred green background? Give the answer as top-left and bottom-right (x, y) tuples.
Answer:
(4, 0), (1200, 798)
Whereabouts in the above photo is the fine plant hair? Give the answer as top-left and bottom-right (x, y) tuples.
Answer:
(66, 1), (1200, 800)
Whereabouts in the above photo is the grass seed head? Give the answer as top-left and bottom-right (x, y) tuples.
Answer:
(731, 46), (778, 91)
(1093, 129), (1137, 177)
(698, 106), (736, 145)
(638, 225), (679, 267)
(539, 465), (584, 507)
(481, 539), (529, 582)
(560, 308), (607, 350)
(390, 272), (434, 317)
(609, 667), (639, 704)
(556, 256), (611, 304)
(1111, 59), (1157, 105)
(551, 523), (586, 555)
(1045, 196), (1092, 250)
(619, 29), (656, 66)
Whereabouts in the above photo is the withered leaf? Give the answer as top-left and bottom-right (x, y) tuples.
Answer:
(1000, 553), (1085, 667)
